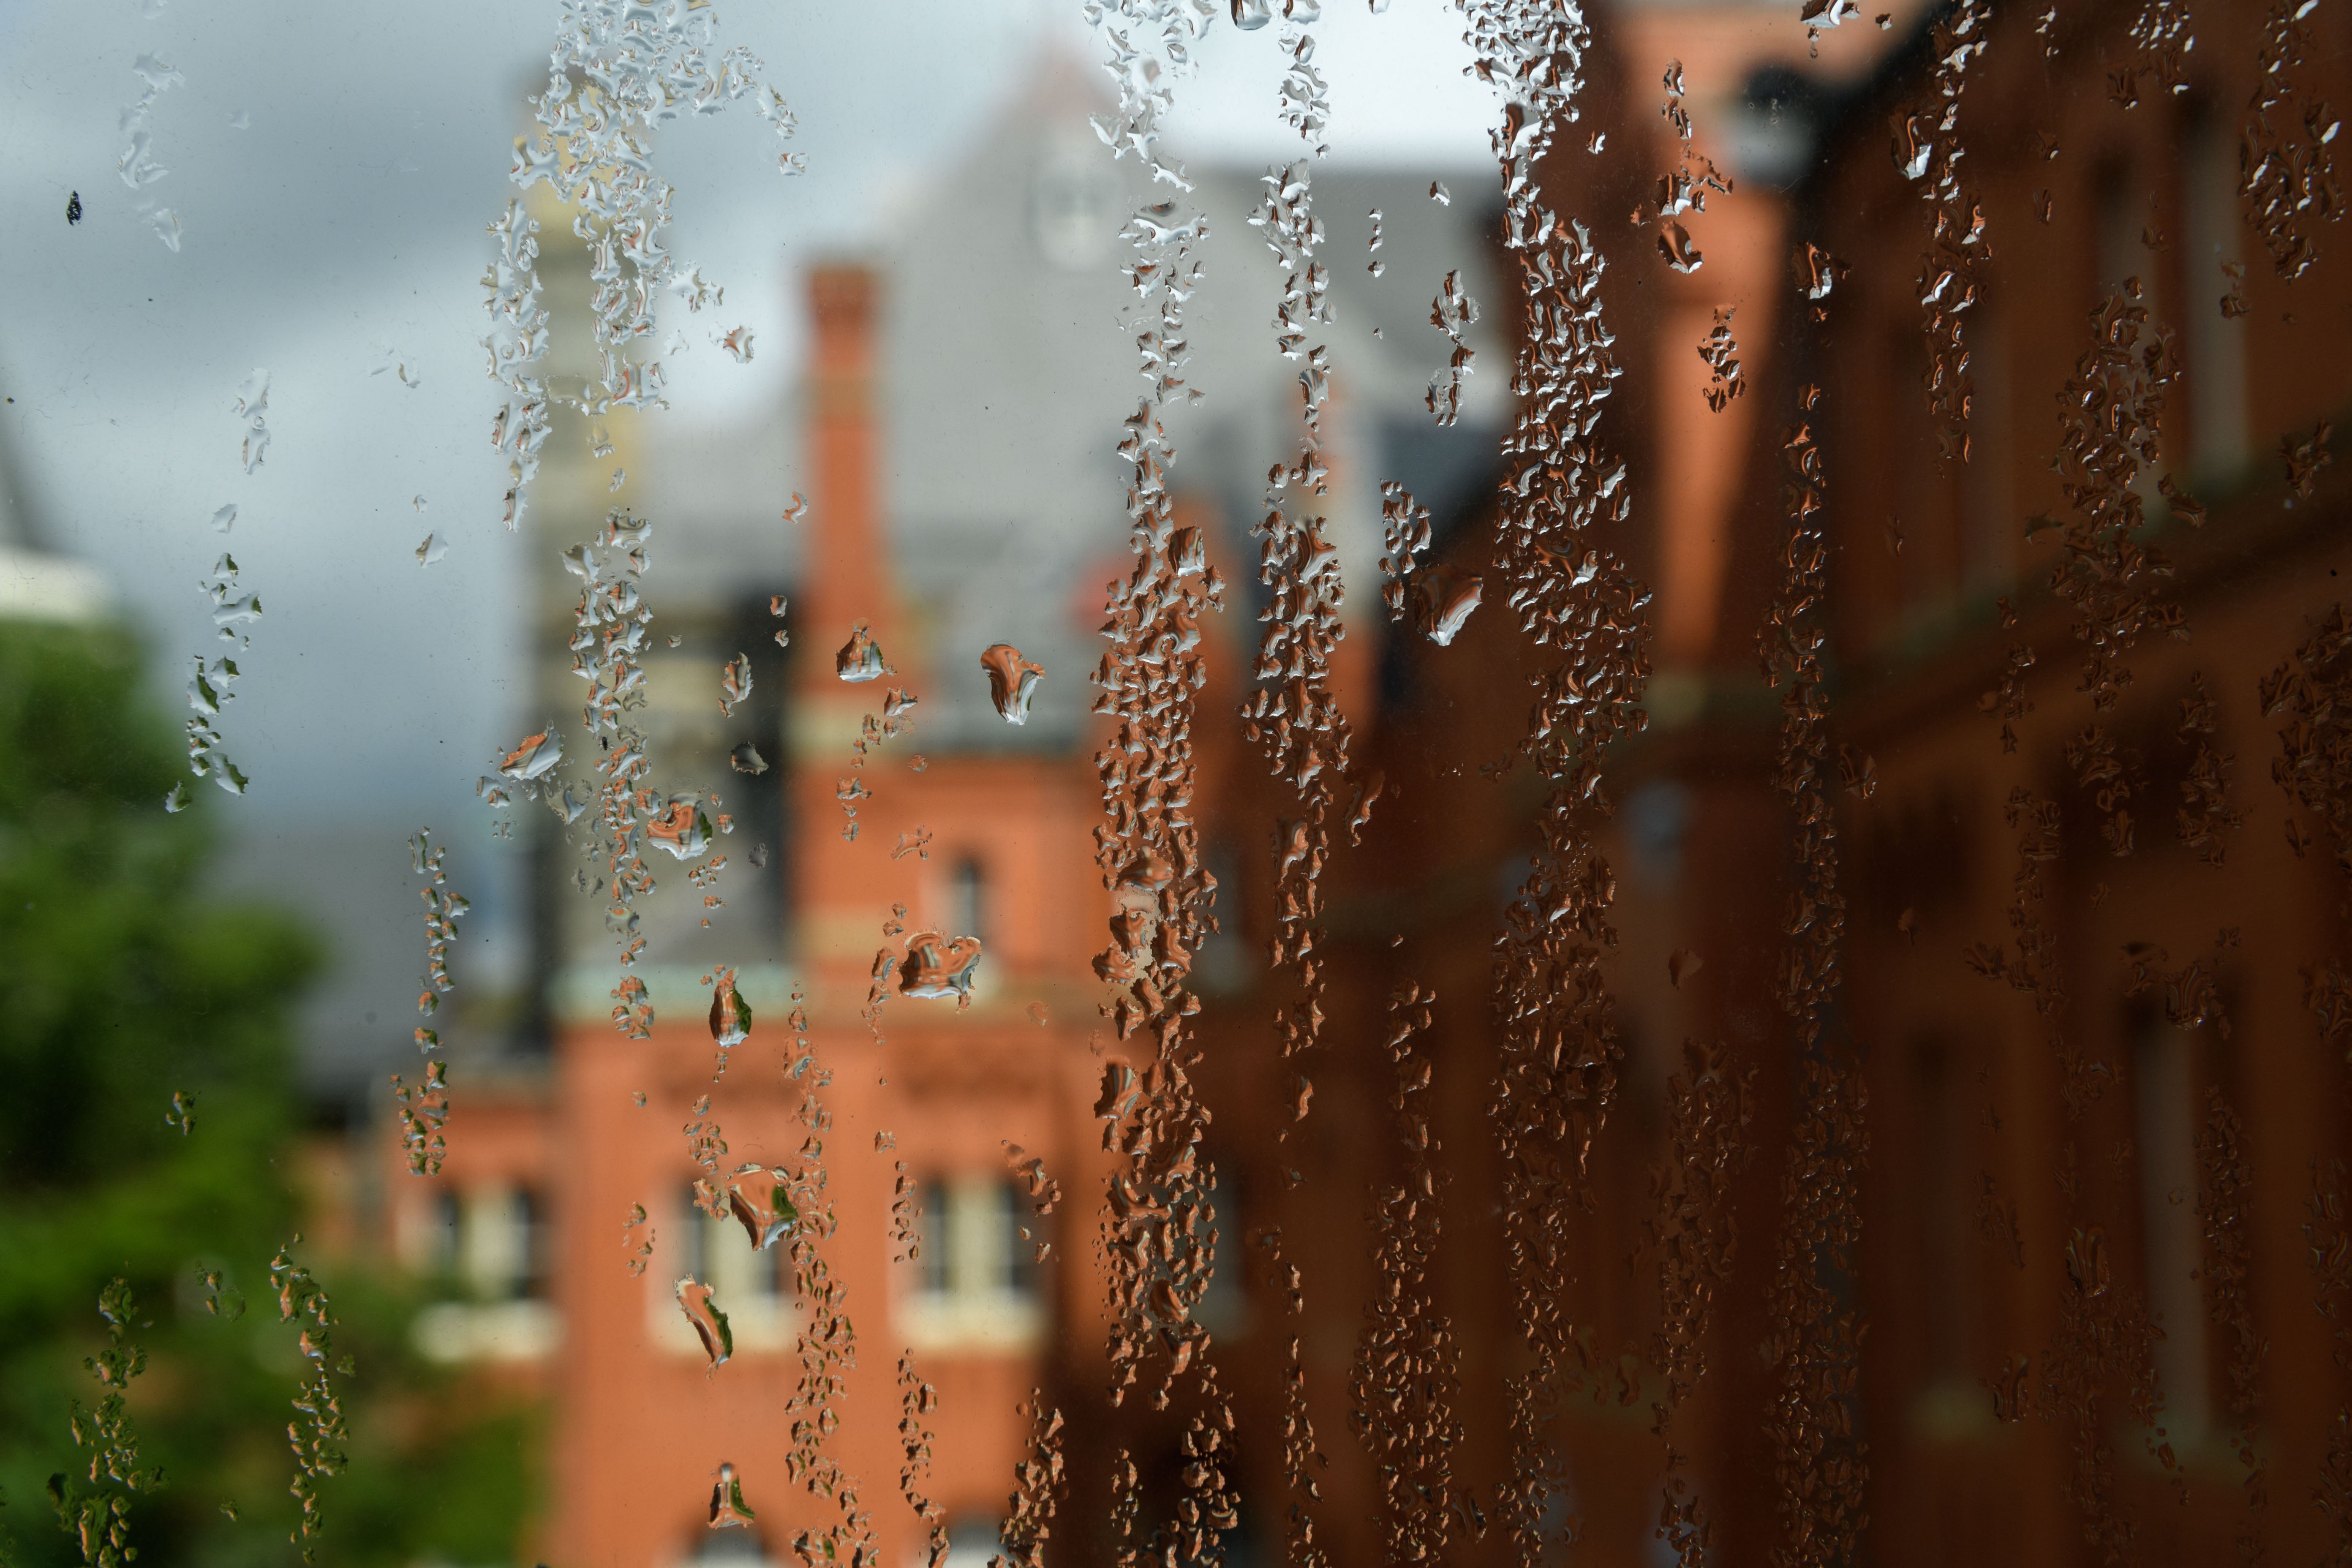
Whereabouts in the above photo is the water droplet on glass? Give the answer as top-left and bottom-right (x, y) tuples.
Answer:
(836, 623), (888, 683)
(708, 967), (753, 1048)
(979, 643), (1045, 724)
(162, 781), (188, 814)
(1658, 220), (1704, 272)
(233, 370), (269, 473)
(1408, 565), (1482, 645)
(719, 653), (752, 717)
(898, 931), (984, 1003)
(717, 326), (754, 362)
(415, 534), (446, 567)
(1429, 180), (1450, 205)
(1027, 1001), (1050, 1026)
(708, 1463), (757, 1528)
(648, 795), (716, 860)
(724, 1165), (797, 1250)
(675, 1278), (733, 1368)
(1232, 0), (1273, 26)
(495, 728), (562, 782)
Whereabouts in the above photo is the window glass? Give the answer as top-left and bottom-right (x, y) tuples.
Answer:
(8, 2), (2351, 1566)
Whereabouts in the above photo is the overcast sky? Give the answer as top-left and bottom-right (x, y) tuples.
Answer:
(0, 0), (1501, 1076)
(0, 0), (1497, 818)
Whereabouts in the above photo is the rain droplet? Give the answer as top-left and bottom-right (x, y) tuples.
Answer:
(730, 742), (768, 775)
(719, 653), (752, 717)
(1668, 947), (1703, 987)
(495, 728), (563, 782)
(1232, 0), (1273, 26)
(162, 781), (188, 814)
(708, 1462), (757, 1528)
(708, 967), (753, 1048)
(979, 643), (1045, 724)
(835, 623), (888, 683)
(608, 468), (626, 492)
(717, 326), (754, 362)
(781, 493), (808, 525)
(675, 1278), (733, 1368)
(415, 534), (446, 567)
(724, 1165), (797, 1250)
(1408, 564), (1482, 645)
(1658, 220), (1704, 272)
(226, 109), (248, 130)
(1429, 180), (1450, 205)
(1027, 1001), (1050, 1026)
(898, 932), (984, 1003)
(648, 796), (715, 860)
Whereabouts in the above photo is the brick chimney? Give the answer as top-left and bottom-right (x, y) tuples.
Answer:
(790, 262), (920, 995)
(799, 264), (904, 691)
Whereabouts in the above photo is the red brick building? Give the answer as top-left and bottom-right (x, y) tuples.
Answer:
(1200, 0), (2352, 1562)
(357, 3), (2352, 1565)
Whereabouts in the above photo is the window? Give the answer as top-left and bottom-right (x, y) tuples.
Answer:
(940, 1517), (1002, 1568)
(2134, 1011), (2213, 1438)
(1193, 1162), (1247, 1341)
(948, 857), (985, 950)
(409, 1182), (561, 1363)
(2180, 99), (2252, 478)
(15, 4), (2350, 1565)
(901, 1177), (1045, 1353)
(653, 1180), (794, 1356)
(917, 1178), (952, 1298)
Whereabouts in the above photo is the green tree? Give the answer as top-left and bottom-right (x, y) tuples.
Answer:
(0, 621), (537, 1568)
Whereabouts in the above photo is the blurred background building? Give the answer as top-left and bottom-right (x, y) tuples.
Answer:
(356, 0), (2352, 1559)
(8, 0), (2347, 1564)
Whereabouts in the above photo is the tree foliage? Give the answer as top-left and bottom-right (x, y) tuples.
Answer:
(0, 622), (537, 1568)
